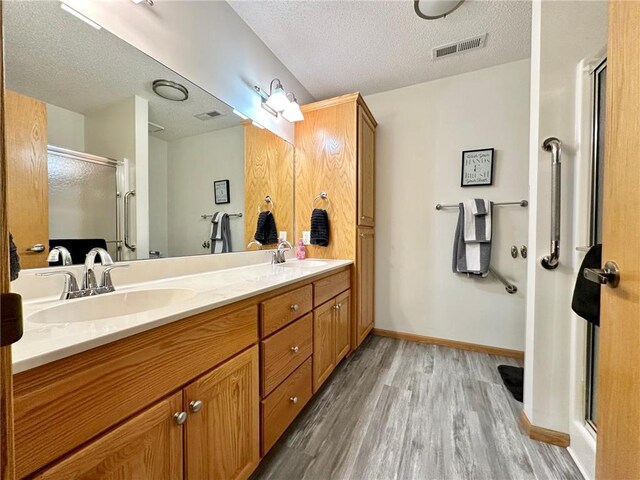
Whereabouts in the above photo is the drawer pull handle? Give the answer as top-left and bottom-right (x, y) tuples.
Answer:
(290, 304), (299, 312)
(189, 400), (204, 413)
(290, 396), (298, 405)
(290, 346), (300, 353)
(174, 411), (187, 425)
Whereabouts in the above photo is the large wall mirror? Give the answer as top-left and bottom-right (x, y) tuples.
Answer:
(4, 1), (294, 269)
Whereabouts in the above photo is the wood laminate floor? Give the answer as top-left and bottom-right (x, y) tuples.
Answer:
(252, 335), (583, 480)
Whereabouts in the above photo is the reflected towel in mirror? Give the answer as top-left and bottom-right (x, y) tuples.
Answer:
(210, 212), (231, 254)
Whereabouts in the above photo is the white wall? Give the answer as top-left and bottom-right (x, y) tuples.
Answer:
(525, 1), (607, 476)
(148, 136), (169, 257)
(46, 103), (85, 152)
(167, 126), (245, 257)
(365, 59), (531, 351)
(64, 0), (313, 144)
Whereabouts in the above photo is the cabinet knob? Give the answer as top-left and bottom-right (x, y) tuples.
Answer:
(290, 396), (298, 405)
(337, 303), (342, 309)
(361, 215), (365, 220)
(174, 411), (187, 425)
(290, 304), (299, 312)
(290, 346), (300, 353)
(189, 400), (204, 413)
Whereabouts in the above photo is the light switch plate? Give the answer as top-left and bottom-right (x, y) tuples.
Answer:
(302, 231), (311, 245)
(279, 231), (287, 242)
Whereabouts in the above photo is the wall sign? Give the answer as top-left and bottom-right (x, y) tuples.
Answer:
(461, 148), (494, 187)
(214, 179), (230, 204)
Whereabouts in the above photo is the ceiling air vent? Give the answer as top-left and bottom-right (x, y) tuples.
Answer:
(433, 33), (487, 60)
(194, 110), (223, 121)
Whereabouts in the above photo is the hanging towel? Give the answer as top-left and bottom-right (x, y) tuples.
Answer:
(310, 208), (330, 246)
(9, 233), (20, 281)
(254, 211), (278, 245)
(210, 212), (231, 254)
(463, 199), (492, 242)
(571, 244), (602, 326)
(452, 200), (493, 277)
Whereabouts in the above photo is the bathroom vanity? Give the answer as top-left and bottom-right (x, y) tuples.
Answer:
(12, 260), (354, 479)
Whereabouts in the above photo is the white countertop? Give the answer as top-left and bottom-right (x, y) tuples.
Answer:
(14, 259), (352, 374)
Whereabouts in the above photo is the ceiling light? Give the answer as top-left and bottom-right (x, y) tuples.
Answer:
(414, 0), (464, 19)
(152, 79), (189, 101)
(131, 0), (154, 5)
(265, 79), (290, 112)
(232, 109), (249, 120)
(252, 121), (265, 129)
(282, 94), (304, 123)
(60, 2), (102, 30)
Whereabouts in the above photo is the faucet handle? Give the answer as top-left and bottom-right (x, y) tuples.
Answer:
(100, 264), (129, 293)
(36, 271), (80, 300)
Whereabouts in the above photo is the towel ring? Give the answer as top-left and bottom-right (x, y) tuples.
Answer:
(312, 192), (331, 211)
(257, 195), (274, 214)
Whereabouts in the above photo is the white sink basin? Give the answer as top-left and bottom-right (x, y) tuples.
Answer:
(28, 288), (198, 324)
(278, 260), (328, 268)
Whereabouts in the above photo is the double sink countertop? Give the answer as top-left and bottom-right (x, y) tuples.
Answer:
(14, 259), (352, 374)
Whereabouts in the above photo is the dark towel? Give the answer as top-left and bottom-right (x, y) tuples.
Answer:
(9, 233), (20, 282)
(310, 209), (329, 247)
(48, 239), (108, 266)
(498, 365), (524, 402)
(254, 211), (278, 245)
(572, 244), (602, 326)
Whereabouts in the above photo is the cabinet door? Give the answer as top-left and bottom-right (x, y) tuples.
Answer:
(335, 289), (352, 363)
(6, 90), (49, 268)
(358, 106), (375, 227)
(34, 392), (183, 480)
(313, 300), (335, 392)
(356, 228), (375, 347)
(185, 346), (259, 480)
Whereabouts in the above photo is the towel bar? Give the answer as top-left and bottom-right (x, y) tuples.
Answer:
(435, 200), (528, 210)
(201, 213), (243, 219)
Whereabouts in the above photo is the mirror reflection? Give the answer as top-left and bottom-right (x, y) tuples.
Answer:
(4, 1), (294, 268)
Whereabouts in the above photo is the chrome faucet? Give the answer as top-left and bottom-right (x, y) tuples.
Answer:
(272, 239), (292, 264)
(49, 246), (73, 266)
(83, 248), (114, 292)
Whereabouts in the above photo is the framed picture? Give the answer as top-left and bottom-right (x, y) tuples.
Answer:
(461, 148), (494, 187)
(214, 180), (230, 204)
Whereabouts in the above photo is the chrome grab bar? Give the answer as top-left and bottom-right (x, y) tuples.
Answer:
(124, 190), (136, 252)
(489, 267), (518, 294)
(541, 137), (562, 270)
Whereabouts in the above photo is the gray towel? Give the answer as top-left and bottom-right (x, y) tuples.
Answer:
(452, 202), (492, 277)
(210, 212), (231, 254)
(9, 233), (20, 281)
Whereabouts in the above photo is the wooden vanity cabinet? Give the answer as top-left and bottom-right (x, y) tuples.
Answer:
(356, 228), (375, 346)
(358, 105), (376, 228)
(34, 392), (184, 480)
(313, 289), (352, 392)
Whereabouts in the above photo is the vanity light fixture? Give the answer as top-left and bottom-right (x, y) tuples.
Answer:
(60, 2), (102, 30)
(131, 0), (154, 5)
(254, 79), (305, 122)
(414, 0), (465, 19)
(152, 79), (189, 101)
(232, 109), (249, 120)
(282, 93), (304, 123)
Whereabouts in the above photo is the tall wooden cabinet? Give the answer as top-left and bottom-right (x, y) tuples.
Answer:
(295, 93), (376, 350)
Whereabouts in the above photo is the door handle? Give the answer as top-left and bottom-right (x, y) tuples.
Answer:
(584, 261), (620, 288)
(26, 244), (46, 253)
(124, 190), (136, 251)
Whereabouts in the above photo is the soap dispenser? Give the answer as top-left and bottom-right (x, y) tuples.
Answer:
(296, 239), (306, 260)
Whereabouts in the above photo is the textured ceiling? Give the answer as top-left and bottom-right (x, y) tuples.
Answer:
(4, 1), (240, 142)
(228, 0), (532, 99)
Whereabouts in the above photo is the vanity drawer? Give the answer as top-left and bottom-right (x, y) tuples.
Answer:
(314, 269), (350, 307)
(261, 285), (313, 337)
(261, 357), (313, 455)
(261, 313), (313, 397)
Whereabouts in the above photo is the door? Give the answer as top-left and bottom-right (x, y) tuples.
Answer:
(6, 90), (48, 268)
(358, 106), (375, 227)
(356, 228), (375, 347)
(335, 289), (351, 363)
(185, 346), (259, 480)
(313, 300), (335, 392)
(595, 3), (640, 479)
(34, 392), (183, 479)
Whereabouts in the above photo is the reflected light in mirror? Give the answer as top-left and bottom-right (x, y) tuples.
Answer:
(265, 79), (289, 112)
(60, 2), (102, 30)
(282, 95), (304, 122)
